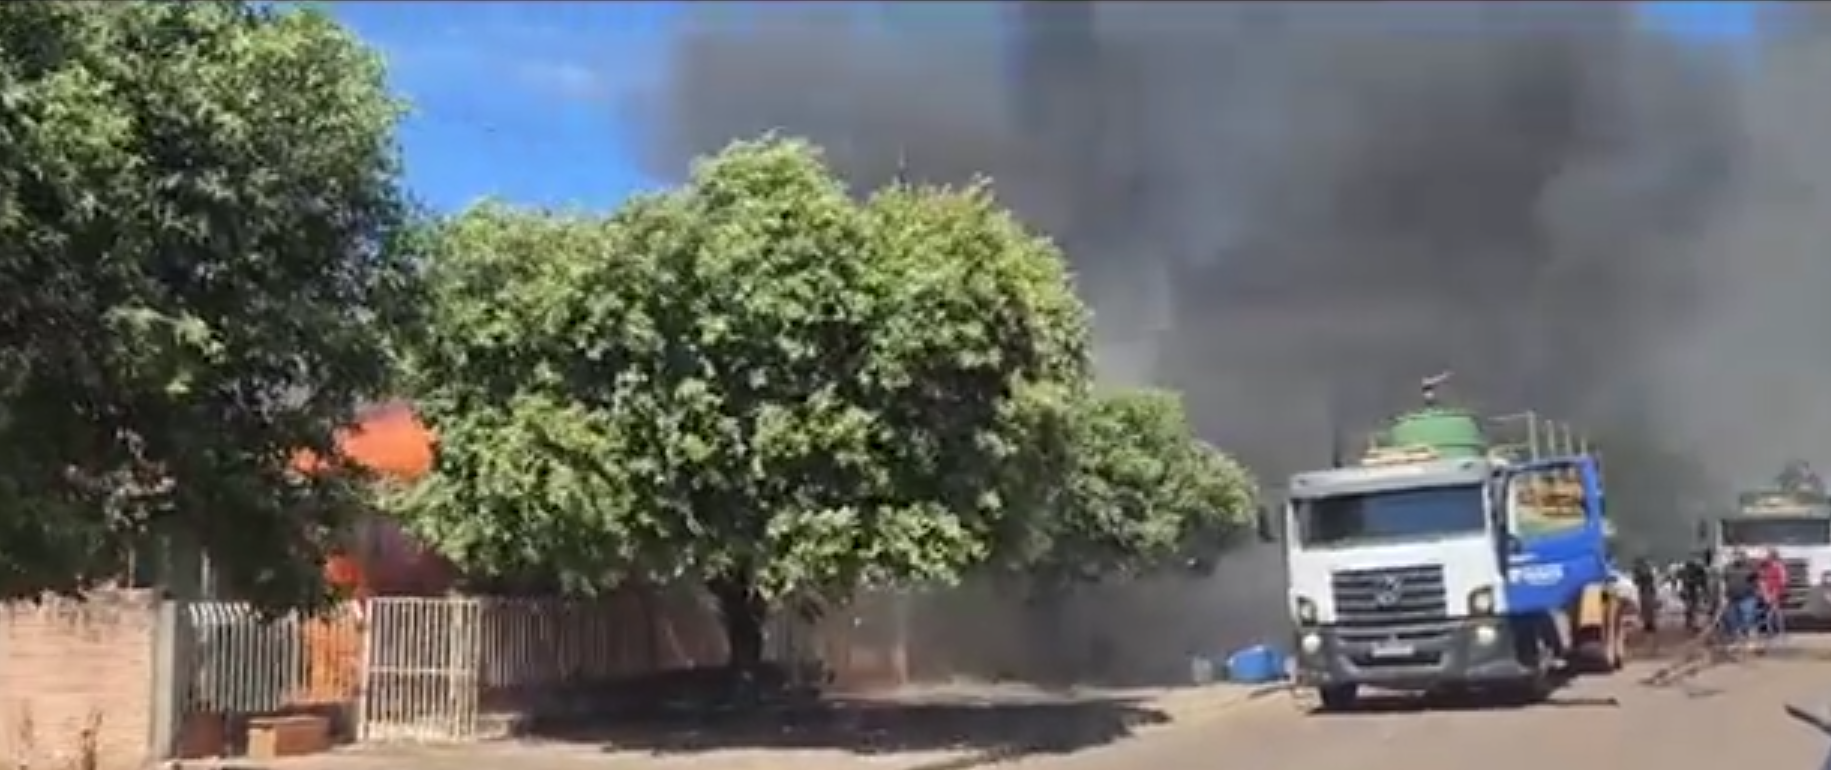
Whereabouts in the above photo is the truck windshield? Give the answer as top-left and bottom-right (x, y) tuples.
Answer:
(1296, 484), (1487, 547)
(1719, 517), (1831, 546)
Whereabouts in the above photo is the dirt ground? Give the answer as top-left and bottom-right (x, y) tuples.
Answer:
(238, 681), (1278, 770)
(1012, 633), (1831, 770)
(223, 611), (1805, 770)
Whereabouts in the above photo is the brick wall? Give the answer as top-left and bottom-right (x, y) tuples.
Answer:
(0, 591), (157, 770)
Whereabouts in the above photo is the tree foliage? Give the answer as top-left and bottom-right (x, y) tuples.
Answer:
(0, 2), (415, 610)
(394, 137), (1093, 664)
(395, 137), (1271, 667)
(1005, 388), (1258, 585)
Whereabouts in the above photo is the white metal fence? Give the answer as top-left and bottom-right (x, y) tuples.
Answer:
(178, 601), (364, 757)
(360, 598), (481, 741)
(178, 591), (814, 748)
(184, 603), (362, 715)
(17, 579), (1236, 763)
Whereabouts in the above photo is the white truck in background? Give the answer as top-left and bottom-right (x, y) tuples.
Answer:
(1707, 480), (1831, 624)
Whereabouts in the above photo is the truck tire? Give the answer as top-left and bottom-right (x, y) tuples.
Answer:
(1497, 673), (1555, 705)
(1607, 604), (1627, 670)
(1317, 684), (1360, 711)
(1518, 638), (1557, 703)
(1574, 603), (1626, 672)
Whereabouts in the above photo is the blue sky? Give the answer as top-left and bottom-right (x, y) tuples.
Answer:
(330, 1), (1759, 215)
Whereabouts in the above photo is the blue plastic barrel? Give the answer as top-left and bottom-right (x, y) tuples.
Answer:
(1225, 644), (1288, 684)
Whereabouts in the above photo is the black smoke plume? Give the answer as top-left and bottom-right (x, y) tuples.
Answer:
(625, 2), (1827, 682)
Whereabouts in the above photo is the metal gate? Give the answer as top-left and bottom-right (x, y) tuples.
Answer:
(359, 598), (482, 741)
(177, 601), (364, 755)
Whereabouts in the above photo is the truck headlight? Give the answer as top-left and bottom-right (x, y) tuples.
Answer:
(1467, 586), (1496, 615)
(1295, 596), (1318, 625)
(1300, 633), (1324, 654)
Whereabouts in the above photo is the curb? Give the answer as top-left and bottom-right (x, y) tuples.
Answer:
(894, 684), (1287, 770)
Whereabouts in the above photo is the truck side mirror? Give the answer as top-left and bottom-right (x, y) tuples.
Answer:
(1255, 505), (1276, 543)
(1694, 520), (1709, 544)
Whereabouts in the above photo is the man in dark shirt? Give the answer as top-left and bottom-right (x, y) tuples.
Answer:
(1721, 550), (1762, 648)
(1679, 552), (1713, 632)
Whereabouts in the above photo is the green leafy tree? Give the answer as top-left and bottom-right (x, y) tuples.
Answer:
(980, 387), (1255, 682)
(1010, 388), (1257, 584)
(394, 137), (1091, 668)
(0, 3), (416, 610)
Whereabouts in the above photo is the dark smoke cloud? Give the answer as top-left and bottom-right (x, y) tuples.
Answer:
(625, 2), (1826, 680)
(1650, 3), (1831, 490)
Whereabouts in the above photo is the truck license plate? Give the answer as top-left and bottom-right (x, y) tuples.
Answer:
(1372, 642), (1415, 658)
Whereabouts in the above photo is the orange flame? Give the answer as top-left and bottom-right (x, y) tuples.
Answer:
(291, 401), (435, 480)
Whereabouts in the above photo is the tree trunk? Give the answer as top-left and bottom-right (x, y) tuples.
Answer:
(710, 573), (768, 672)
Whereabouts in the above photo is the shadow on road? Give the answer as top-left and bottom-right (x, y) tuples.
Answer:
(570, 698), (1167, 759)
(1303, 670), (1619, 716)
(517, 666), (1171, 761)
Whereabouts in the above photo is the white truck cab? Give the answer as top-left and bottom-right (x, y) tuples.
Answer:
(1284, 453), (1518, 708)
(1711, 489), (1831, 621)
(1280, 382), (1622, 711)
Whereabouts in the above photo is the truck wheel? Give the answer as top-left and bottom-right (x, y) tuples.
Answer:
(1316, 684), (1360, 712)
(1606, 610), (1626, 671)
(1579, 602), (1626, 672)
(1523, 638), (1557, 702)
(1495, 634), (1556, 705)
(1496, 673), (1555, 705)
(1573, 628), (1613, 672)
(1529, 669), (1556, 700)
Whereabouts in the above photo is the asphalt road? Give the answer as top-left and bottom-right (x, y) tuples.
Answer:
(1008, 634), (1831, 770)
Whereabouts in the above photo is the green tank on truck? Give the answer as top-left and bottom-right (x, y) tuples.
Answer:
(1358, 406), (1613, 539)
(1383, 407), (1486, 458)
(1281, 377), (1626, 710)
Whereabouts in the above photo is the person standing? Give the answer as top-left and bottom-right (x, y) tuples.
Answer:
(1758, 547), (1789, 637)
(1679, 551), (1713, 632)
(1721, 549), (1762, 651)
(1632, 557), (1661, 634)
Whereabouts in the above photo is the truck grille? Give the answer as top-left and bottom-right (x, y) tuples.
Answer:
(1784, 559), (1810, 610)
(1330, 565), (1449, 628)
